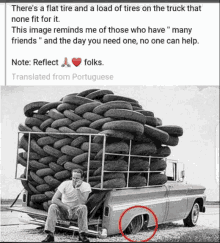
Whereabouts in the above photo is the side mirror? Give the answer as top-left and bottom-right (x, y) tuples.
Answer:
(181, 170), (185, 180)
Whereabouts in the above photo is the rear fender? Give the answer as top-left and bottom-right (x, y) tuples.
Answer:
(119, 207), (150, 231)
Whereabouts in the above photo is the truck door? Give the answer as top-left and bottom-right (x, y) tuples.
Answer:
(165, 162), (188, 221)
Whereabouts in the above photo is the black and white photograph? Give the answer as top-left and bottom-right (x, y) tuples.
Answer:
(1, 86), (219, 242)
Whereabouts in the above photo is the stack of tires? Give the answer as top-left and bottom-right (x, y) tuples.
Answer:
(17, 89), (183, 211)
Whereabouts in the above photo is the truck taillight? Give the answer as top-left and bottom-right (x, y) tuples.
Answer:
(104, 206), (109, 216)
(23, 193), (26, 202)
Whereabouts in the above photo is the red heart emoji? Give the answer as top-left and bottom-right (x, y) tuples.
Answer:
(72, 58), (81, 67)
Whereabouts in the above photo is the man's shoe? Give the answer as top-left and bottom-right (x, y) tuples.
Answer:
(41, 234), (55, 242)
(79, 232), (90, 243)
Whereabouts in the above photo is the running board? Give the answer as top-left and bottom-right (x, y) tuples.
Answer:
(19, 215), (107, 238)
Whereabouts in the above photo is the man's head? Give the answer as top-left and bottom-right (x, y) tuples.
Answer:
(71, 169), (84, 187)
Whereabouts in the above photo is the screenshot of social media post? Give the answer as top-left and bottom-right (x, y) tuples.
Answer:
(5, 2), (219, 85)
(1, 85), (219, 242)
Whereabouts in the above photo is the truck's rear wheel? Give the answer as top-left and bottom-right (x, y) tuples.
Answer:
(125, 215), (144, 234)
(183, 202), (200, 227)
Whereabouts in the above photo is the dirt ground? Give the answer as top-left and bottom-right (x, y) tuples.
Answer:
(1, 205), (219, 242)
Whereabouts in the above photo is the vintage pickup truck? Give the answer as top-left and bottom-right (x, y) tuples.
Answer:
(10, 131), (206, 239)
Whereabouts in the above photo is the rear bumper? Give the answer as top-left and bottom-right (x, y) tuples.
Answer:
(19, 214), (107, 238)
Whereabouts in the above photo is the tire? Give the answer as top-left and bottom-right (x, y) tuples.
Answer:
(62, 95), (94, 105)
(136, 110), (154, 117)
(86, 89), (114, 100)
(133, 134), (153, 143)
(77, 89), (100, 97)
(95, 142), (129, 160)
(29, 160), (48, 170)
(131, 143), (157, 156)
(51, 118), (72, 129)
(22, 152), (41, 160)
(155, 146), (171, 157)
(49, 162), (64, 173)
(129, 175), (146, 187)
(43, 201), (49, 211)
(53, 138), (72, 149)
(17, 154), (27, 167)
(18, 124), (32, 133)
(93, 160), (128, 175)
(93, 130), (134, 143)
(144, 124), (169, 144)
(89, 173), (125, 182)
(76, 127), (99, 134)
(38, 102), (62, 114)
(48, 109), (65, 120)
(149, 173), (167, 185)
(31, 139), (48, 156)
(93, 101), (133, 115)
(102, 120), (144, 136)
(63, 110), (82, 121)
(40, 118), (55, 131)
(58, 127), (77, 138)
(45, 127), (66, 139)
(61, 145), (84, 157)
(39, 156), (56, 165)
(83, 112), (104, 122)
(44, 175), (61, 188)
(32, 126), (45, 138)
(20, 174), (33, 195)
(28, 182), (40, 194)
(104, 109), (147, 125)
(57, 155), (73, 165)
(81, 142), (103, 153)
(30, 171), (46, 184)
(150, 159), (167, 171)
(94, 178), (126, 189)
(24, 101), (48, 117)
(44, 191), (55, 199)
(43, 145), (63, 158)
(64, 162), (85, 171)
(32, 114), (49, 121)
(72, 152), (95, 164)
(163, 135), (179, 146)
(89, 118), (113, 130)
(103, 94), (138, 104)
(57, 103), (77, 112)
(36, 168), (55, 177)
(183, 202), (200, 227)
(145, 117), (158, 127)
(75, 102), (101, 116)
(130, 158), (149, 171)
(156, 117), (163, 126)
(37, 136), (59, 146)
(54, 170), (71, 180)
(36, 184), (52, 193)
(125, 215), (144, 235)
(19, 135), (34, 152)
(25, 117), (42, 128)
(157, 125), (183, 137)
(69, 119), (91, 131)
(71, 136), (89, 148)
(82, 160), (103, 170)
(31, 194), (48, 203)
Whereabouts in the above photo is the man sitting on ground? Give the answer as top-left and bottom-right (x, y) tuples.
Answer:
(42, 168), (91, 243)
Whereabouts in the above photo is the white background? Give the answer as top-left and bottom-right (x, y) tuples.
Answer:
(0, 3), (5, 84)
(5, 3), (219, 85)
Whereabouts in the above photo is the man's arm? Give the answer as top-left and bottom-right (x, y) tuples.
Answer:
(51, 190), (69, 211)
(76, 190), (90, 205)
